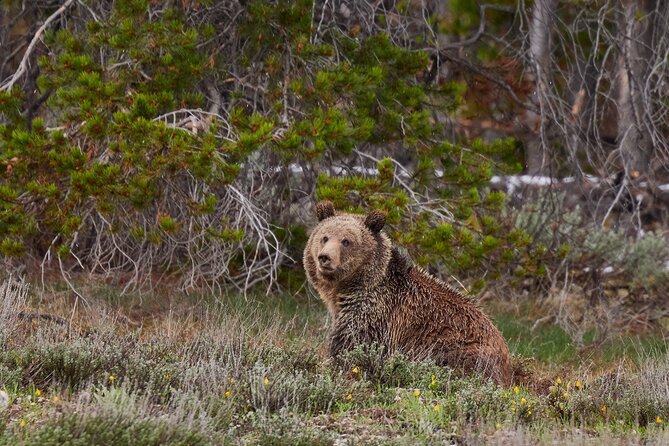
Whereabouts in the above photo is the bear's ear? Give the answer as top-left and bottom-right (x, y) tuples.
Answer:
(364, 210), (386, 234)
(315, 200), (336, 221)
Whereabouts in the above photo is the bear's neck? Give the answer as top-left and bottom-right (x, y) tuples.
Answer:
(336, 246), (410, 310)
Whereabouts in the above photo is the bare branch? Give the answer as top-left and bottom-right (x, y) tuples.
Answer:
(0, 0), (76, 92)
(440, 4), (515, 50)
(437, 51), (538, 115)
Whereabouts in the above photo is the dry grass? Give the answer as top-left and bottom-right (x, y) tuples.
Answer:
(0, 279), (668, 445)
(0, 276), (29, 342)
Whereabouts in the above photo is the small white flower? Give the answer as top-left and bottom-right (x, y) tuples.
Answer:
(0, 389), (9, 410)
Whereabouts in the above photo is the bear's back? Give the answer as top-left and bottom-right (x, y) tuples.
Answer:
(381, 252), (512, 385)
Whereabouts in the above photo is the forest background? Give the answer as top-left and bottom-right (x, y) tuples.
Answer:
(3, 0), (669, 333)
(2, 0), (669, 444)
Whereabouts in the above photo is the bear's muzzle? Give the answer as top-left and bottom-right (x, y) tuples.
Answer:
(316, 243), (340, 274)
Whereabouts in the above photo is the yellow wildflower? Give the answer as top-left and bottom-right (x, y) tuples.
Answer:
(20, 419), (26, 427)
(563, 392), (569, 399)
(225, 391), (231, 398)
(520, 397), (527, 405)
(413, 389), (421, 397)
(656, 416), (664, 424)
(556, 377), (562, 385)
(352, 367), (360, 374)
(513, 386), (520, 394)
(495, 422), (502, 429)
(575, 379), (582, 389)
(346, 393), (353, 400)
(601, 405), (607, 413)
(263, 377), (269, 386)
(433, 404), (440, 412)
(108, 374), (116, 383)
(34, 389), (41, 397)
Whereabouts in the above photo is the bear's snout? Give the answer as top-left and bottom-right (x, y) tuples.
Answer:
(316, 243), (340, 273)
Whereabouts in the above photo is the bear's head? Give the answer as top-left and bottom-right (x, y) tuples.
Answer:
(303, 201), (392, 316)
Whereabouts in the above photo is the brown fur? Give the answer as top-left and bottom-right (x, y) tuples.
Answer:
(304, 201), (512, 386)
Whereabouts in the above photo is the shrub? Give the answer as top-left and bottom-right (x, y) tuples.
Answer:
(0, 0), (528, 293)
(1, 412), (210, 446)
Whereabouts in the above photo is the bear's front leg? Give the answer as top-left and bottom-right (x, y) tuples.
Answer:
(329, 308), (388, 359)
(329, 319), (358, 358)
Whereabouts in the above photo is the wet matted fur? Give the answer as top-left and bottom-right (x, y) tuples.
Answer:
(304, 201), (512, 386)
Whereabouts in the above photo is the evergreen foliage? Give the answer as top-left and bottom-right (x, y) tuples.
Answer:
(0, 0), (527, 291)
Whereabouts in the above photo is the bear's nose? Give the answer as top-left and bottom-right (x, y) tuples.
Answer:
(318, 254), (331, 266)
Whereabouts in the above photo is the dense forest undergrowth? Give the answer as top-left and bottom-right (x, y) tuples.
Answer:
(3, 0), (669, 303)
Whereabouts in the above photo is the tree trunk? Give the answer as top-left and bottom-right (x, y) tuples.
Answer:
(524, 0), (556, 176)
(617, 0), (656, 177)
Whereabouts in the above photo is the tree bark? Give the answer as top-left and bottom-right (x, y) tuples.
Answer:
(617, 0), (656, 177)
(524, 0), (556, 176)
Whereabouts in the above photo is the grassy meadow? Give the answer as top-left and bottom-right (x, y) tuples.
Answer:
(1, 280), (669, 445)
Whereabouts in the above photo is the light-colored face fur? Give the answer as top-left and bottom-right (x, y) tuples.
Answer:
(308, 215), (373, 283)
(303, 201), (389, 318)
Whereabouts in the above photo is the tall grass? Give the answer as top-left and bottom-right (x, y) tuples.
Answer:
(0, 276), (28, 343)
(0, 285), (668, 444)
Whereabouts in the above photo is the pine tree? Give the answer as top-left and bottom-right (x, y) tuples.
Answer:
(0, 0), (532, 291)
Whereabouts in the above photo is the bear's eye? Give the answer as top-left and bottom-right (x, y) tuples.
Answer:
(321, 236), (329, 244)
(341, 239), (351, 247)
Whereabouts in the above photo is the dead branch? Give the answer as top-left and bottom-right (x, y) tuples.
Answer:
(440, 4), (515, 50)
(0, 0), (75, 92)
(437, 51), (538, 115)
(16, 311), (68, 326)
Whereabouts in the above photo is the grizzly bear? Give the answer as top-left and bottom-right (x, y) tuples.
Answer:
(303, 201), (512, 386)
